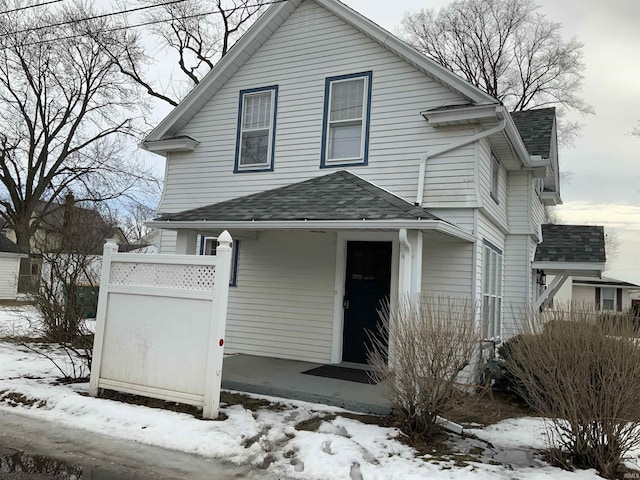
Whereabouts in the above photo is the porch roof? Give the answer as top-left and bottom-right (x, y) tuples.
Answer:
(533, 224), (606, 276)
(149, 171), (476, 241)
(156, 171), (439, 223)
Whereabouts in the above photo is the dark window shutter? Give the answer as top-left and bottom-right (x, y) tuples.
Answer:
(616, 288), (623, 312)
(595, 287), (601, 309)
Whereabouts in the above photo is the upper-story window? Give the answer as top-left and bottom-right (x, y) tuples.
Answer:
(490, 153), (500, 203)
(234, 85), (278, 173)
(321, 71), (372, 168)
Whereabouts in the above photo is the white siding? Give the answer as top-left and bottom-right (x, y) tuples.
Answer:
(477, 138), (507, 230)
(422, 240), (473, 298)
(158, 1), (475, 215)
(0, 256), (20, 300)
(506, 171), (534, 234)
(428, 208), (475, 233)
(224, 231), (336, 363)
(573, 285), (595, 305)
(502, 235), (531, 338)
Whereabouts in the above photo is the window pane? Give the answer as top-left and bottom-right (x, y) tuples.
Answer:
(241, 130), (269, 165)
(496, 254), (502, 296)
(603, 299), (615, 311)
(495, 297), (502, 337)
(330, 79), (364, 122)
(243, 93), (272, 130)
(329, 123), (362, 159)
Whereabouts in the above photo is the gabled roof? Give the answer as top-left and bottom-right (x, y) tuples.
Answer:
(144, 0), (496, 144)
(0, 234), (25, 255)
(157, 171), (441, 222)
(535, 224), (606, 264)
(510, 108), (556, 159)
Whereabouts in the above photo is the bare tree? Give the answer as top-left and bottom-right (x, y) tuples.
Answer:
(0, 2), (157, 264)
(118, 201), (157, 243)
(107, 0), (271, 106)
(400, 0), (593, 144)
(632, 121), (640, 137)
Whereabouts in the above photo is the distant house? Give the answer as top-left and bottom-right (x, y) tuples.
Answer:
(3, 193), (128, 290)
(553, 275), (640, 313)
(0, 235), (27, 300)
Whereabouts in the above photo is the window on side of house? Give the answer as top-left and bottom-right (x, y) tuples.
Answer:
(490, 153), (500, 203)
(200, 236), (240, 286)
(601, 287), (615, 311)
(234, 86), (278, 172)
(321, 71), (372, 168)
(482, 241), (503, 338)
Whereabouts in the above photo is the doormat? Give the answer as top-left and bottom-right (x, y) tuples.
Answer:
(301, 365), (378, 385)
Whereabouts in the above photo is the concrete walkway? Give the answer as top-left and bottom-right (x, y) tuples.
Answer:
(0, 409), (282, 480)
(221, 354), (391, 414)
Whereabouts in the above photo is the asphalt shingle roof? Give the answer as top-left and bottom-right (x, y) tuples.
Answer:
(510, 108), (555, 158)
(535, 224), (606, 263)
(159, 171), (441, 222)
(0, 234), (25, 254)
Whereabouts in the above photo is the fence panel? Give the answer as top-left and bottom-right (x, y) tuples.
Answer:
(89, 231), (233, 419)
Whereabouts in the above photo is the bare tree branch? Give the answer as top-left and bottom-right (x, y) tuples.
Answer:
(401, 0), (594, 145)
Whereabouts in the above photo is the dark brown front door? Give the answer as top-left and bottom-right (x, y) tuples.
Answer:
(342, 241), (392, 364)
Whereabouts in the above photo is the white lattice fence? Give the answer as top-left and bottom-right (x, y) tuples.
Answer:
(89, 231), (233, 419)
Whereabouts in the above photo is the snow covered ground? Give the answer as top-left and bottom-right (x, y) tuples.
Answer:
(0, 305), (634, 479)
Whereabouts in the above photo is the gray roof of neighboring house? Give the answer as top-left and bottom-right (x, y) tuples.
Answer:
(158, 171), (441, 222)
(573, 277), (640, 288)
(510, 108), (555, 158)
(535, 224), (606, 263)
(0, 234), (25, 254)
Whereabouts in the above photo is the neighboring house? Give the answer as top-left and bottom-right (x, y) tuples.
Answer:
(552, 274), (640, 313)
(0, 235), (27, 300)
(143, 0), (605, 365)
(3, 193), (128, 290)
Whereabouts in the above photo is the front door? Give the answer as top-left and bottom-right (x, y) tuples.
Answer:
(342, 241), (392, 364)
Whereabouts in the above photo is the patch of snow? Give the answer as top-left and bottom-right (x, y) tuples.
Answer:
(0, 306), (617, 479)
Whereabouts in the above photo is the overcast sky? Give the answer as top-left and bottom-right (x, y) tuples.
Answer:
(341, 0), (640, 285)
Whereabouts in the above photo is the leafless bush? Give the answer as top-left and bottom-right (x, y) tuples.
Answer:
(503, 306), (640, 478)
(368, 296), (480, 438)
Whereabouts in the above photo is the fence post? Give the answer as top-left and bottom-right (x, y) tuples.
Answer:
(89, 238), (119, 397)
(202, 230), (233, 419)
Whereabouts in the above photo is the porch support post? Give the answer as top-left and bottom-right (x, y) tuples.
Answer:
(398, 229), (423, 298)
(175, 230), (198, 254)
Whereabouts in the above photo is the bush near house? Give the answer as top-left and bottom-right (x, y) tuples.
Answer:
(501, 308), (640, 479)
(368, 296), (480, 439)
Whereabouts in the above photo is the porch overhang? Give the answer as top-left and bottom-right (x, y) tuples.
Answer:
(531, 261), (605, 279)
(146, 218), (476, 243)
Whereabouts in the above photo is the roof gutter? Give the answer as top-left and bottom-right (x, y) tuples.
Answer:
(415, 118), (506, 206)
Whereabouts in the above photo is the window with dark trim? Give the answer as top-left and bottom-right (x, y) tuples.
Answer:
(482, 241), (503, 338)
(200, 236), (240, 287)
(320, 71), (372, 168)
(234, 85), (278, 173)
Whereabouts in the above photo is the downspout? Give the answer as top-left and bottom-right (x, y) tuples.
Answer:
(399, 228), (411, 297)
(415, 119), (507, 206)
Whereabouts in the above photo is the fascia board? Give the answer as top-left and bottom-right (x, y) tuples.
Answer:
(146, 219), (476, 242)
(420, 104), (499, 124)
(532, 261), (606, 275)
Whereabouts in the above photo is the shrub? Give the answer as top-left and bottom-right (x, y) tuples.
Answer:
(367, 295), (480, 439)
(502, 307), (640, 478)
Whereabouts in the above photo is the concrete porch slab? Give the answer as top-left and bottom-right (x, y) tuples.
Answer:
(221, 354), (391, 415)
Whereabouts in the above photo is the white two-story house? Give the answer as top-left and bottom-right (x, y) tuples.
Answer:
(144, 0), (605, 366)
